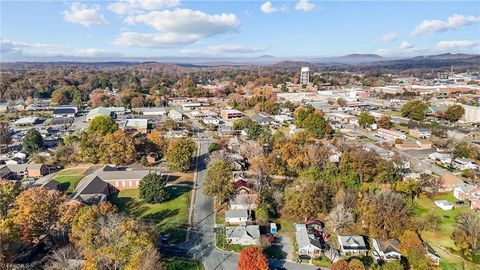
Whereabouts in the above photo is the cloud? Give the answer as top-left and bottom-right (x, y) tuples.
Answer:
(411, 14), (479, 36)
(115, 9), (239, 48)
(400, 41), (414, 50)
(295, 0), (315, 12)
(108, 0), (179, 15)
(436, 40), (480, 51)
(381, 32), (397, 43)
(113, 32), (201, 48)
(62, 2), (107, 27)
(0, 39), (119, 59)
(260, 1), (287, 14)
(181, 44), (270, 56)
(130, 9), (239, 35)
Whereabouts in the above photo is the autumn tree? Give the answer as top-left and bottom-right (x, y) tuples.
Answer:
(377, 115), (392, 129)
(166, 138), (196, 172)
(444, 104), (465, 122)
(0, 122), (11, 153)
(331, 259), (349, 270)
(51, 86), (83, 106)
(283, 178), (334, 221)
(22, 128), (44, 154)
(8, 187), (78, 243)
(146, 130), (167, 156)
(382, 261), (404, 270)
(401, 100), (428, 121)
(98, 130), (136, 164)
(359, 190), (412, 238)
(398, 230), (430, 269)
(358, 111), (375, 128)
(204, 161), (234, 203)
(89, 90), (113, 108)
(71, 202), (162, 269)
(0, 180), (21, 219)
(237, 246), (269, 270)
(348, 259), (365, 270)
(451, 212), (480, 260)
(139, 174), (169, 203)
(394, 178), (421, 202)
(87, 115), (118, 135)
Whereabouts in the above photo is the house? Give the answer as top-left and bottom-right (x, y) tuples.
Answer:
(229, 194), (258, 210)
(452, 157), (478, 171)
(338, 235), (368, 256)
(71, 175), (114, 205)
(168, 109), (183, 120)
(273, 114), (293, 123)
(225, 209), (250, 224)
(0, 164), (49, 179)
(220, 109), (243, 120)
(146, 152), (159, 164)
(372, 239), (401, 261)
(203, 116), (221, 126)
(453, 182), (480, 200)
(434, 200), (454, 210)
(217, 125), (235, 136)
(295, 224), (323, 256)
(15, 117), (40, 126)
(440, 173), (463, 192)
(251, 114), (275, 125)
(234, 179), (254, 194)
(409, 128), (431, 139)
(86, 107), (113, 121)
(428, 152), (452, 164)
(377, 128), (406, 141)
(53, 106), (77, 118)
(225, 225), (260, 245)
(132, 107), (166, 116)
(122, 119), (149, 134)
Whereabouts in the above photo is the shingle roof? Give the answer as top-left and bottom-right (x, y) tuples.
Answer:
(71, 175), (108, 201)
(226, 225), (260, 241)
(338, 235), (367, 250)
(225, 209), (249, 218)
(374, 238), (400, 254)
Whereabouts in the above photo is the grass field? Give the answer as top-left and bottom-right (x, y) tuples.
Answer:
(414, 193), (478, 270)
(164, 257), (204, 270)
(53, 167), (88, 193)
(110, 186), (192, 244)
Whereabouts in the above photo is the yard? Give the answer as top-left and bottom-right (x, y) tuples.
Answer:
(414, 193), (477, 270)
(109, 186), (192, 244)
(164, 257), (204, 270)
(53, 167), (88, 193)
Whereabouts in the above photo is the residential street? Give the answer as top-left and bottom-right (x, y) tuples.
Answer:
(181, 130), (320, 270)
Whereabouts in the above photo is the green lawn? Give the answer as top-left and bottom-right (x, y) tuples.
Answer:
(53, 167), (88, 193)
(414, 193), (478, 270)
(215, 229), (247, 252)
(164, 257), (204, 270)
(109, 186), (192, 244)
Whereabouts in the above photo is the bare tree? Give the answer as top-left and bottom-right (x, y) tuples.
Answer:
(45, 245), (82, 270)
(328, 203), (354, 232)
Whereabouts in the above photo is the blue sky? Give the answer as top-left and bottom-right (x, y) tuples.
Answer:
(1, 0), (479, 61)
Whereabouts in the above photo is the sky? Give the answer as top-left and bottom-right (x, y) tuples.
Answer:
(1, 0), (479, 61)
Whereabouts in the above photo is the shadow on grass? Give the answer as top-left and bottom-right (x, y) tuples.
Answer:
(166, 185), (192, 201)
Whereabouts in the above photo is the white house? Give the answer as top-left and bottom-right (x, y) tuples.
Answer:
(168, 109), (183, 120)
(225, 225), (260, 246)
(295, 224), (322, 256)
(452, 158), (478, 171)
(203, 116), (221, 126)
(376, 128), (406, 141)
(434, 200), (454, 210)
(428, 152), (452, 164)
(372, 239), (401, 261)
(225, 209), (250, 224)
(338, 235), (368, 256)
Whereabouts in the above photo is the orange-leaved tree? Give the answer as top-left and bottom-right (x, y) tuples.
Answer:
(237, 246), (269, 270)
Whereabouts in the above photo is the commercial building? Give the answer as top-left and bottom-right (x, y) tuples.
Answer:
(461, 104), (480, 123)
(220, 109), (243, 120)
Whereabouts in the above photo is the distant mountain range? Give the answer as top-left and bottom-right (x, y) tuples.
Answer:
(4, 53), (479, 71)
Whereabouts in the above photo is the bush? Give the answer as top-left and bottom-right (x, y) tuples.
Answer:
(139, 174), (169, 203)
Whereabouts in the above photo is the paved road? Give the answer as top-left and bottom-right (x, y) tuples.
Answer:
(181, 129), (319, 270)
